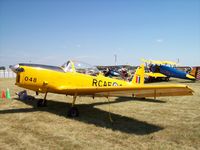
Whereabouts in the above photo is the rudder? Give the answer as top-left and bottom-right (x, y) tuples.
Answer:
(131, 64), (145, 84)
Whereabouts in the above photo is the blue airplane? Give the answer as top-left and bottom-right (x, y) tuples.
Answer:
(142, 59), (196, 82)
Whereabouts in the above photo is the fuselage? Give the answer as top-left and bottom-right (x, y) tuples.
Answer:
(151, 65), (195, 80)
(13, 64), (132, 94)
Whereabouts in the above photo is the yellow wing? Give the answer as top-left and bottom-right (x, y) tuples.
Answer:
(141, 58), (177, 66)
(141, 59), (161, 65)
(162, 61), (177, 66)
(53, 84), (193, 98)
(145, 72), (167, 78)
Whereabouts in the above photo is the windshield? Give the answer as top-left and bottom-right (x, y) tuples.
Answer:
(61, 60), (100, 76)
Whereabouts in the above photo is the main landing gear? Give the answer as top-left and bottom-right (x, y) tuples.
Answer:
(37, 92), (48, 107)
(67, 94), (79, 117)
(36, 92), (79, 117)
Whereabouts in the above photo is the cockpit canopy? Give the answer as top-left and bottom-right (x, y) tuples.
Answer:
(61, 60), (100, 76)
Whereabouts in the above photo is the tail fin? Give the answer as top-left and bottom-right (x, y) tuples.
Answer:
(189, 67), (196, 78)
(131, 64), (145, 84)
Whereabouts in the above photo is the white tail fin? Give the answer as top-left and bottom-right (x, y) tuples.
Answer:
(131, 64), (145, 84)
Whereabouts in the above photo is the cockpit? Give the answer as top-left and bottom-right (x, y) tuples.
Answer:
(61, 60), (100, 76)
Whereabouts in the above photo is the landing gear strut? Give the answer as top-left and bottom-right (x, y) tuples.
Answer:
(67, 94), (79, 117)
(37, 92), (48, 107)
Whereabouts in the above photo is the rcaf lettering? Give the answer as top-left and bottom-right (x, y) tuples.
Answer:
(92, 79), (113, 87)
(112, 82), (118, 86)
(92, 79), (98, 86)
(98, 80), (102, 86)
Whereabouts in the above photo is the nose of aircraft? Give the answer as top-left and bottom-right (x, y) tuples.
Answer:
(9, 64), (24, 73)
(9, 64), (19, 73)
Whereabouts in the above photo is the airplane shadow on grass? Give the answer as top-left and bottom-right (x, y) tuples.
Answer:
(179, 81), (196, 83)
(0, 97), (164, 135)
(114, 96), (166, 103)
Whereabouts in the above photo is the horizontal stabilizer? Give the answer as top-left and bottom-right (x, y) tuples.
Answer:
(186, 74), (195, 80)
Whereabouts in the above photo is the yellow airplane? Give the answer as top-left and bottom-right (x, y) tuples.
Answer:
(10, 60), (193, 117)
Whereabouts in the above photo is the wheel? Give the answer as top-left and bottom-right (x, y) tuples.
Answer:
(67, 107), (79, 117)
(147, 77), (152, 82)
(165, 77), (170, 81)
(37, 99), (47, 107)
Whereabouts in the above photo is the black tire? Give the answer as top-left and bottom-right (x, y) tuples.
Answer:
(37, 99), (47, 107)
(148, 77), (152, 82)
(67, 107), (79, 117)
(165, 77), (170, 81)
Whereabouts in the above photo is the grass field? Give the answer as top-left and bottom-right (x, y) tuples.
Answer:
(0, 78), (200, 150)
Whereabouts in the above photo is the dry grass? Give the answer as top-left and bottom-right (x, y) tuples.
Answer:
(0, 78), (200, 150)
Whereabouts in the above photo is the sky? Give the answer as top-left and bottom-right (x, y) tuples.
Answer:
(0, 0), (200, 67)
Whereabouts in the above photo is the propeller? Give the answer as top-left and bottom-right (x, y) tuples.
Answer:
(9, 64), (24, 73)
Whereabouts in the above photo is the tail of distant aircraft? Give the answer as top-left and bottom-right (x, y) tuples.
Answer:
(131, 64), (145, 85)
(188, 67), (197, 80)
